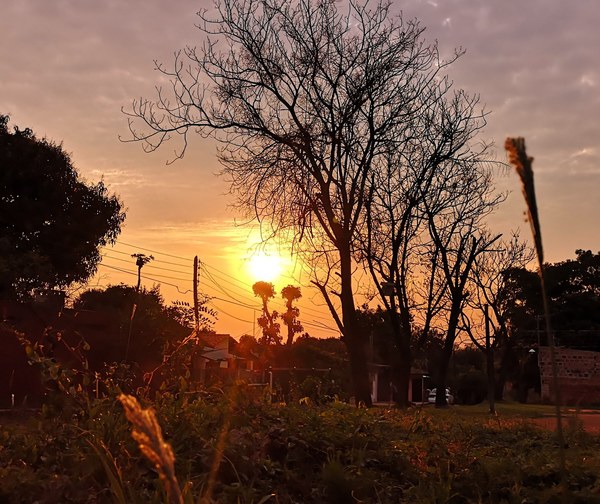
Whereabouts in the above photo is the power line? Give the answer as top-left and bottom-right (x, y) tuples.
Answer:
(208, 300), (254, 324)
(199, 261), (333, 321)
(212, 296), (260, 310)
(102, 253), (190, 275)
(201, 261), (254, 290)
(98, 264), (337, 335)
(102, 247), (190, 268)
(104, 242), (336, 327)
(97, 263), (192, 294)
(304, 319), (339, 333)
(201, 267), (264, 310)
(117, 241), (191, 261)
(101, 259), (190, 282)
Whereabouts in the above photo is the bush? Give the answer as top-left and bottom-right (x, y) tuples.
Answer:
(3, 341), (600, 503)
(455, 368), (488, 405)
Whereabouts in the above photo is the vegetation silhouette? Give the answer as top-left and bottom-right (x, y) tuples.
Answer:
(0, 114), (125, 301)
(124, 0), (498, 406)
(252, 281), (281, 345)
(281, 285), (303, 347)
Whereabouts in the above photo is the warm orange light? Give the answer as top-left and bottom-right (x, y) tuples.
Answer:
(247, 251), (283, 283)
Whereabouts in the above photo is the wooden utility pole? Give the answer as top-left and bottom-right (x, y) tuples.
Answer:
(131, 253), (154, 292)
(126, 253), (153, 360)
(193, 256), (200, 332)
(485, 304), (496, 415)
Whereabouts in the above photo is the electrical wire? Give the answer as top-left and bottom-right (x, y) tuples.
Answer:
(101, 246), (190, 268)
(100, 259), (189, 282)
(97, 263), (192, 294)
(104, 241), (339, 330)
(198, 266), (258, 303)
(116, 241), (191, 261)
(199, 261), (333, 322)
(212, 296), (260, 310)
(208, 300), (254, 324)
(102, 254), (190, 275)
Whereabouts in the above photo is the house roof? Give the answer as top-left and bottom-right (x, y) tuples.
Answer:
(197, 332), (231, 349)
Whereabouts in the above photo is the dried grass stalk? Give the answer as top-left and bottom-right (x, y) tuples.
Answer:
(505, 137), (566, 483)
(119, 394), (183, 504)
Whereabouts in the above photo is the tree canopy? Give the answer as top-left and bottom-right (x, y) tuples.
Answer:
(124, 0), (498, 405)
(73, 284), (195, 367)
(503, 249), (600, 351)
(0, 115), (126, 299)
(252, 281), (281, 345)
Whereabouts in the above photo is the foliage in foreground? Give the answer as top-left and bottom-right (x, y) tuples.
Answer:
(1, 383), (600, 504)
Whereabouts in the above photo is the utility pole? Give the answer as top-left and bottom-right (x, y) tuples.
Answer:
(126, 253), (153, 360)
(193, 256), (200, 333)
(485, 304), (496, 415)
(131, 253), (154, 292)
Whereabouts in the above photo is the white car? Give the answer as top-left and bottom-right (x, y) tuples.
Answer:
(427, 388), (454, 405)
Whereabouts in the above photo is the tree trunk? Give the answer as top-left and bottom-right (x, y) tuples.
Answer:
(436, 305), (460, 408)
(339, 241), (372, 407)
(346, 335), (373, 407)
(487, 346), (496, 414)
(391, 323), (412, 408)
(485, 306), (496, 414)
(497, 339), (519, 400)
(435, 342), (452, 408)
(393, 348), (411, 408)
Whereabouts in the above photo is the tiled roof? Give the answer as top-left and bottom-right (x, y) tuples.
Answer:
(198, 332), (230, 348)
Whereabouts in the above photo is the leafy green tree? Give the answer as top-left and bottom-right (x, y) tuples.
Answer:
(0, 115), (125, 300)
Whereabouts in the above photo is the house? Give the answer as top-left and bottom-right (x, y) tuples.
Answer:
(190, 332), (257, 385)
(369, 364), (428, 404)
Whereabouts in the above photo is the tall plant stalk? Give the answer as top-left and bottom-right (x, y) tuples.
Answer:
(505, 137), (566, 480)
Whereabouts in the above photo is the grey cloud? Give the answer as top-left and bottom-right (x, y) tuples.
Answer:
(1, 0), (598, 265)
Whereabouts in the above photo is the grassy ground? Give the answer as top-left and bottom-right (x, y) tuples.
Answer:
(436, 401), (590, 418)
(2, 389), (600, 503)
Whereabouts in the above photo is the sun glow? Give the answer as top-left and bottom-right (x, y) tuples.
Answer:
(247, 251), (284, 283)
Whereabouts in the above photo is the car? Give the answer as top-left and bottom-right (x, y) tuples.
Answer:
(427, 388), (454, 405)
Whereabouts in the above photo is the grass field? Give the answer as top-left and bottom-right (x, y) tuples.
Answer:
(2, 388), (600, 503)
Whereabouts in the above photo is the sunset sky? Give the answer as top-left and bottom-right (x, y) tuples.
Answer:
(2, 0), (599, 338)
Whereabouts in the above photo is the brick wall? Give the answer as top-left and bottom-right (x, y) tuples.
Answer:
(538, 347), (600, 405)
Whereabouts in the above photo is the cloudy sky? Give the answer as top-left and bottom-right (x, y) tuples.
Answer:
(2, 0), (599, 337)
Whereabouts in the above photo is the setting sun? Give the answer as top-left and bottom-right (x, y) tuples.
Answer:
(247, 251), (283, 283)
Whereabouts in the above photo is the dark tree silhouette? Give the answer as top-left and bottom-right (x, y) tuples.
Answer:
(424, 164), (504, 407)
(502, 249), (600, 351)
(124, 0), (481, 405)
(0, 115), (125, 300)
(281, 285), (302, 347)
(73, 284), (191, 369)
(460, 233), (533, 405)
(357, 86), (499, 407)
(252, 281), (281, 345)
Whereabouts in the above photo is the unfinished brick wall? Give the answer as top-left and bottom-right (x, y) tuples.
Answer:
(538, 347), (600, 405)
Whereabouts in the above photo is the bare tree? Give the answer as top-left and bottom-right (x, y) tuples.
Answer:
(422, 158), (504, 406)
(124, 0), (471, 406)
(358, 84), (500, 407)
(460, 233), (533, 410)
